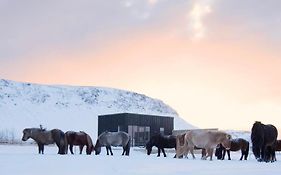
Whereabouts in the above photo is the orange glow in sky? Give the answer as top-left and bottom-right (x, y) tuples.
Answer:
(1, 0), (281, 132)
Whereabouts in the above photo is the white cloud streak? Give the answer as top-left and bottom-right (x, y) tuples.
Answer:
(188, 0), (212, 39)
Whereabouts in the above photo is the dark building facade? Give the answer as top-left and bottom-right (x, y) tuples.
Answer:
(98, 113), (174, 146)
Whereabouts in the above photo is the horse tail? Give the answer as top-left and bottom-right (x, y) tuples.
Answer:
(51, 129), (66, 155)
(64, 134), (68, 154)
(245, 141), (250, 160)
(59, 131), (68, 155)
(86, 134), (94, 154)
(125, 137), (131, 156)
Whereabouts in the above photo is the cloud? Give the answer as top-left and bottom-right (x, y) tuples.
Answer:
(188, 0), (212, 39)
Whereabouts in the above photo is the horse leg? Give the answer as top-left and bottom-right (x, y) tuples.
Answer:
(41, 144), (44, 154)
(222, 149), (226, 160)
(202, 148), (211, 160)
(204, 148), (213, 161)
(201, 149), (206, 159)
(37, 143), (41, 154)
(184, 146), (189, 158)
(79, 145), (84, 154)
(106, 146), (109, 155)
(209, 148), (214, 161)
(240, 150), (244, 160)
(272, 149), (276, 162)
(122, 146), (126, 155)
(244, 150), (248, 160)
(189, 147), (196, 159)
(69, 144), (74, 154)
(109, 146), (113, 155)
(157, 148), (161, 157)
(227, 150), (231, 160)
(161, 148), (167, 157)
(261, 145), (266, 162)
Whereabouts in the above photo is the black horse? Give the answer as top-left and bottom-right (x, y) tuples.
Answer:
(146, 134), (176, 157)
(215, 138), (249, 160)
(276, 140), (281, 152)
(251, 121), (278, 162)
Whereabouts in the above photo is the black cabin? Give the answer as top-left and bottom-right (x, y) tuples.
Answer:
(98, 113), (174, 146)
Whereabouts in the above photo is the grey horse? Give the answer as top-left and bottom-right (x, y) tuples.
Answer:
(22, 128), (67, 155)
(94, 131), (131, 156)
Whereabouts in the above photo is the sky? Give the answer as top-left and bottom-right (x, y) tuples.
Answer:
(1, 0), (281, 131)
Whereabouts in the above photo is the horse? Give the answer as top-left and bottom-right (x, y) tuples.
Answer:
(251, 121), (278, 162)
(215, 138), (249, 160)
(94, 131), (131, 156)
(276, 140), (281, 152)
(176, 130), (231, 160)
(176, 132), (206, 159)
(65, 131), (94, 155)
(146, 134), (176, 157)
(22, 128), (67, 155)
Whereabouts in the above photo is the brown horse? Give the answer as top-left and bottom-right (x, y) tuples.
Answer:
(22, 128), (67, 155)
(215, 138), (249, 160)
(176, 130), (231, 160)
(65, 131), (94, 155)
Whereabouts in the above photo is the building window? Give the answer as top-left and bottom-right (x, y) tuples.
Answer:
(160, 127), (164, 135)
(128, 125), (150, 146)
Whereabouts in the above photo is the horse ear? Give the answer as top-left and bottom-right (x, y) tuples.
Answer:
(226, 134), (231, 139)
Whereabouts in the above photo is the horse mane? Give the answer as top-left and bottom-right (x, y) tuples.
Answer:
(39, 125), (46, 131)
(25, 128), (47, 134)
(79, 131), (86, 134)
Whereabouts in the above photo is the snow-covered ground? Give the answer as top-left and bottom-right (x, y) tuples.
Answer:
(1, 144), (280, 175)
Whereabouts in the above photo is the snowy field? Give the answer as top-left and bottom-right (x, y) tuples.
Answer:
(1, 145), (281, 175)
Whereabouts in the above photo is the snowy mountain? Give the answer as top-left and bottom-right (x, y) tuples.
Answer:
(0, 79), (194, 142)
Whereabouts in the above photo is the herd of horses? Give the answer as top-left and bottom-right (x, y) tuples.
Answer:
(21, 121), (281, 163)
(21, 128), (130, 156)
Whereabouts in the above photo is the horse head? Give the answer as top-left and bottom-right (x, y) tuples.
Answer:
(146, 141), (153, 155)
(85, 133), (94, 155)
(252, 121), (263, 132)
(22, 128), (32, 141)
(94, 139), (101, 155)
(221, 134), (232, 150)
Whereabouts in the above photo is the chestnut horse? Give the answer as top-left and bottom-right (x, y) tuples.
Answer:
(65, 131), (93, 155)
(215, 138), (249, 160)
(176, 130), (231, 160)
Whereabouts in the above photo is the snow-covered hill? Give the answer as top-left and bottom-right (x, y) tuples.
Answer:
(0, 79), (194, 142)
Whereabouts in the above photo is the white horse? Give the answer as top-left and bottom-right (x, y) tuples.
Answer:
(176, 130), (231, 160)
(94, 131), (131, 156)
